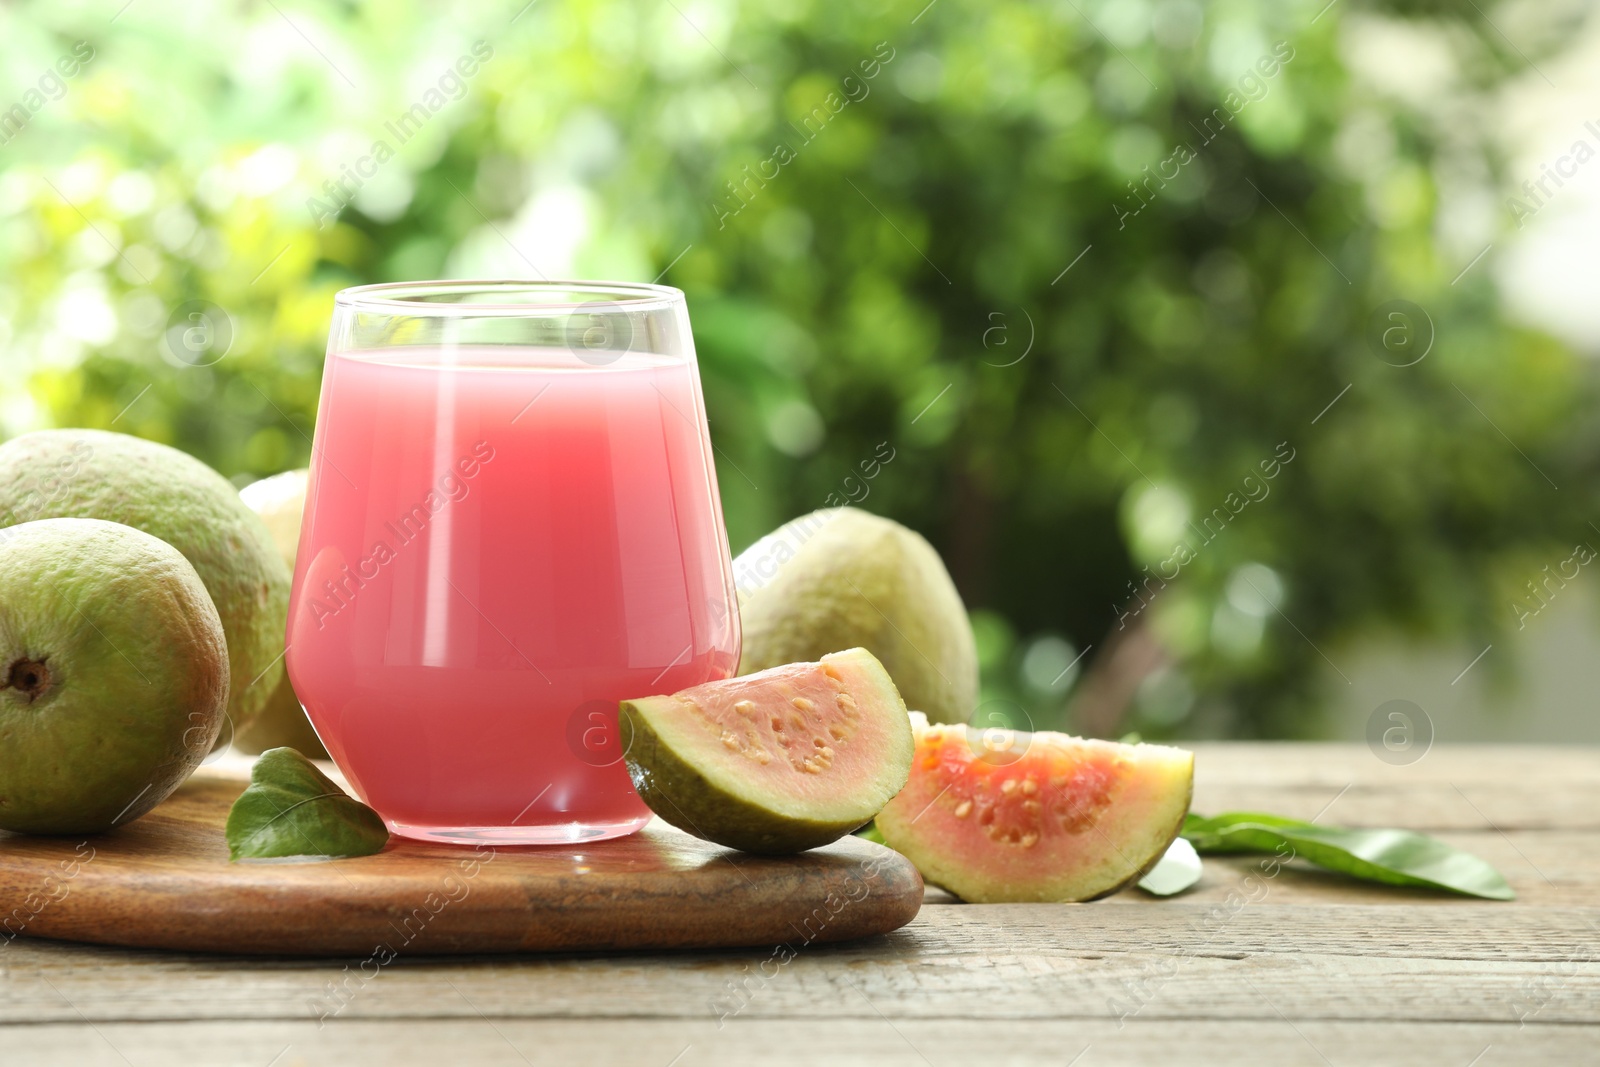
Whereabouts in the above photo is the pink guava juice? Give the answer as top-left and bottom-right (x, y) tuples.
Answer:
(285, 345), (740, 844)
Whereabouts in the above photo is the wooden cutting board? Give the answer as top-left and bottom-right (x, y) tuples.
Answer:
(0, 761), (923, 956)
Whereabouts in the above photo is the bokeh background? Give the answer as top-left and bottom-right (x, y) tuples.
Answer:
(5, 0), (1600, 743)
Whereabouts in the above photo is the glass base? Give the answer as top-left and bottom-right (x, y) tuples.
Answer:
(386, 813), (652, 847)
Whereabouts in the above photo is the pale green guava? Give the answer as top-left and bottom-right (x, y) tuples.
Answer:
(0, 429), (290, 740)
(734, 508), (979, 724)
(0, 518), (228, 833)
(232, 469), (327, 759)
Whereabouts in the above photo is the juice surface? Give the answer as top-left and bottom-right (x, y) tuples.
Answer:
(286, 346), (739, 839)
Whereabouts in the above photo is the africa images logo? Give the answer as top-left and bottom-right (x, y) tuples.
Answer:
(306, 41), (494, 228)
(302, 441), (496, 629)
(1113, 41), (1296, 230)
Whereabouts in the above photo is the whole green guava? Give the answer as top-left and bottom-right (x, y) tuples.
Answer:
(0, 429), (290, 740)
(0, 518), (229, 833)
(734, 508), (979, 725)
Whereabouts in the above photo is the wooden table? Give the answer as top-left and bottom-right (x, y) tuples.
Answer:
(3, 744), (1595, 1065)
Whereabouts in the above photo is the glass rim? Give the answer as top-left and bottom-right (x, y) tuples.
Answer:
(333, 279), (686, 315)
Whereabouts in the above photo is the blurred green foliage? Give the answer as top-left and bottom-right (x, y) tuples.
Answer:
(1, 0), (1593, 736)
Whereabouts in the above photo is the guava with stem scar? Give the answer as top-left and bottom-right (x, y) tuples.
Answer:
(0, 429), (291, 743)
(0, 518), (229, 834)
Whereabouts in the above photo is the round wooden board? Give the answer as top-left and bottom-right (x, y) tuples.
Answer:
(0, 762), (923, 957)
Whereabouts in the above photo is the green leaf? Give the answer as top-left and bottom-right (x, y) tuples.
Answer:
(1182, 812), (1514, 900)
(1138, 836), (1203, 896)
(854, 821), (886, 845)
(225, 748), (389, 861)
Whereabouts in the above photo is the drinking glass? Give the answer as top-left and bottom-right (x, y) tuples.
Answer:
(285, 281), (741, 845)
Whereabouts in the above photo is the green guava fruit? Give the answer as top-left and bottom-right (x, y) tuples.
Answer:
(232, 470), (326, 759)
(0, 430), (290, 741)
(733, 508), (978, 725)
(875, 715), (1193, 902)
(238, 469), (308, 564)
(620, 648), (914, 854)
(0, 518), (229, 833)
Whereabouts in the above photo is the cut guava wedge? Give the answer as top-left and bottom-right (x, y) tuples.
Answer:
(876, 716), (1193, 902)
(619, 648), (914, 854)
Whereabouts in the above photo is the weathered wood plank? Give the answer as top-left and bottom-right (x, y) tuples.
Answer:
(6, 741), (1596, 1064)
(1188, 744), (1599, 785)
(1187, 744), (1600, 831)
(1, 1018), (1592, 1067)
(2, 905), (1595, 1025)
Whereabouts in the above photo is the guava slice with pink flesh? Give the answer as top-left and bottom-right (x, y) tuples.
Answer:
(620, 648), (914, 854)
(876, 718), (1193, 902)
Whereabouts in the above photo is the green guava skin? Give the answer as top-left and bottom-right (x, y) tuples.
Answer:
(232, 469), (327, 759)
(620, 649), (915, 855)
(0, 429), (290, 740)
(735, 508), (979, 725)
(622, 705), (871, 854)
(0, 518), (229, 834)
